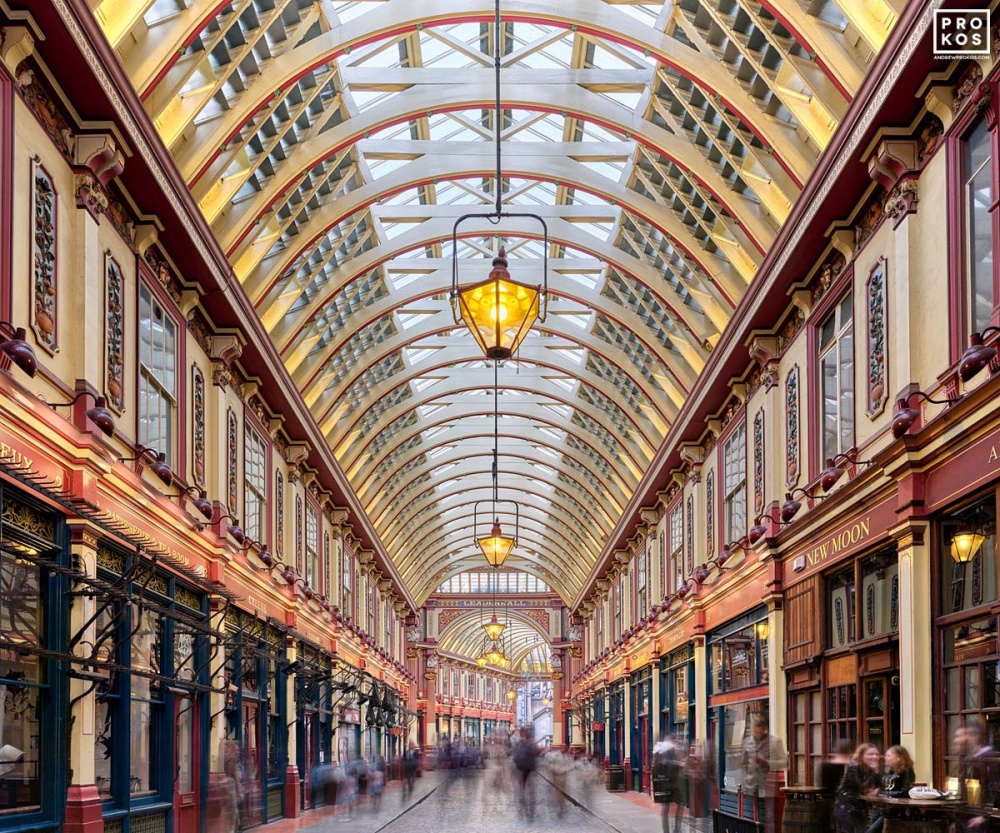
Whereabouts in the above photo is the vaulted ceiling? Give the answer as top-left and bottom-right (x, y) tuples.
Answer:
(93, 0), (903, 611)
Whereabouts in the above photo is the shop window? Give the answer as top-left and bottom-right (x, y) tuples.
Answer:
(965, 118), (994, 333)
(789, 690), (823, 786)
(0, 547), (44, 814)
(827, 683), (858, 750)
(244, 425), (267, 544)
(828, 552), (898, 649)
(719, 698), (768, 795)
(710, 619), (768, 694)
(138, 284), (177, 462)
(129, 605), (162, 797)
(819, 290), (854, 463)
(723, 422), (746, 544)
(670, 504), (683, 592)
(940, 497), (997, 616)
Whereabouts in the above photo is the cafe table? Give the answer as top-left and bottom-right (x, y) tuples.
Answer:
(863, 795), (960, 833)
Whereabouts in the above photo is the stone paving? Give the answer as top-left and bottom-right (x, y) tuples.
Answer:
(262, 765), (715, 833)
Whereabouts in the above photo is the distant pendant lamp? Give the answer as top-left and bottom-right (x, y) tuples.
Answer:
(486, 644), (506, 667)
(450, 0), (547, 361)
(482, 613), (506, 642)
(951, 526), (987, 563)
(506, 688), (518, 701)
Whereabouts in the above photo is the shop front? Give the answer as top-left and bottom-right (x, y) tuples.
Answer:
(0, 486), (67, 831)
(629, 665), (652, 792)
(222, 611), (288, 827)
(660, 645), (694, 740)
(608, 680), (625, 790)
(708, 606), (772, 827)
(296, 644), (334, 810)
(783, 498), (900, 787)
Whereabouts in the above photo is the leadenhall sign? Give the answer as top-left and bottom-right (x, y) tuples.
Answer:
(785, 495), (897, 584)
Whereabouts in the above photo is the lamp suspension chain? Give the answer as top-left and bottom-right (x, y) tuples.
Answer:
(494, 0), (502, 218)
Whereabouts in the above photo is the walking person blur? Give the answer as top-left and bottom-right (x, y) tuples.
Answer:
(652, 734), (685, 833)
(368, 764), (384, 813)
(402, 742), (419, 803)
(833, 744), (881, 833)
(512, 726), (540, 820)
(817, 740), (854, 833)
(543, 747), (572, 818)
(741, 717), (787, 831)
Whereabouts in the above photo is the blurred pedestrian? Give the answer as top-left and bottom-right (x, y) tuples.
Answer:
(817, 740), (853, 833)
(653, 734), (685, 833)
(403, 742), (420, 802)
(866, 745), (914, 833)
(741, 717), (786, 830)
(368, 765), (384, 813)
(513, 726), (539, 820)
(833, 744), (881, 833)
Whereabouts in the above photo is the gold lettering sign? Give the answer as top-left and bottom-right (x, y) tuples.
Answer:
(804, 517), (872, 568)
(990, 444), (999, 465)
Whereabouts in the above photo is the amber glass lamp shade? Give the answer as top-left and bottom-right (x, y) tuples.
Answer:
(478, 518), (516, 567)
(476, 654), (489, 669)
(457, 249), (540, 361)
(486, 645), (505, 666)
(506, 689), (518, 701)
(482, 614), (506, 641)
(755, 620), (770, 641)
(951, 528), (987, 563)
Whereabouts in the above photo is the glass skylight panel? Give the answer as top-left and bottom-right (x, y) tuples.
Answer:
(332, 1), (382, 24)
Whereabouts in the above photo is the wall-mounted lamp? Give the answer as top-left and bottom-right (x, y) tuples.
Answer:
(754, 620), (770, 641)
(175, 487), (213, 520)
(692, 545), (738, 583)
(819, 450), (873, 492)
(891, 390), (961, 439)
(781, 488), (823, 522)
(960, 327), (1000, 382)
(45, 391), (115, 437)
(0, 324), (36, 377)
(118, 445), (172, 487)
(212, 511), (245, 545)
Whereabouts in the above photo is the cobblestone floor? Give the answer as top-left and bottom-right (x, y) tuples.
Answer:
(379, 768), (618, 833)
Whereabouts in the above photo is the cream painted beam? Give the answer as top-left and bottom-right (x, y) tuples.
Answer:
(336, 384), (655, 492)
(92, 0), (157, 50)
(175, 0), (815, 185)
(353, 403), (637, 508)
(315, 329), (671, 459)
(290, 264), (698, 400)
(383, 480), (609, 563)
(265, 216), (717, 356)
(221, 104), (773, 268)
(340, 66), (652, 89)
(831, 0), (900, 54)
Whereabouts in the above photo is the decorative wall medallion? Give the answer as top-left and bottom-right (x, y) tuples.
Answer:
(866, 257), (888, 417)
(866, 584), (875, 636)
(705, 471), (715, 556)
(104, 253), (124, 412)
(275, 472), (284, 557)
(31, 159), (58, 354)
(192, 367), (206, 487)
(296, 494), (303, 574)
(685, 494), (694, 575)
(785, 366), (799, 486)
(890, 575), (899, 632)
(227, 408), (238, 515)
(753, 409), (765, 514)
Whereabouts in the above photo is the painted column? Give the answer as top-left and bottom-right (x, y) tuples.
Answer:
(64, 523), (102, 833)
(651, 655), (661, 740)
(284, 637), (300, 819)
(693, 637), (708, 743)
(207, 598), (231, 833)
(895, 521), (933, 785)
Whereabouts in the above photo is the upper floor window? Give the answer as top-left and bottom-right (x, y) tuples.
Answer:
(244, 426), (267, 544)
(305, 502), (319, 591)
(723, 422), (746, 544)
(670, 504), (684, 592)
(614, 581), (622, 639)
(819, 291), (854, 462)
(138, 285), (176, 460)
(636, 545), (647, 617)
(343, 552), (353, 618)
(966, 118), (994, 333)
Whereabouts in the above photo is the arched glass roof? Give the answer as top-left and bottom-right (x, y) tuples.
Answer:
(94, 0), (901, 625)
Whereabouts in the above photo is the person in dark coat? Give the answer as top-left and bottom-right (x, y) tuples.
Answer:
(833, 744), (881, 833)
(817, 741), (854, 833)
(865, 745), (915, 833)
(652, 735), (685, 833)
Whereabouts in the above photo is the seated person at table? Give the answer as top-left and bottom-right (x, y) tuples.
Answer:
(865, 745), (915, 833)
(834, 744), (881, 833)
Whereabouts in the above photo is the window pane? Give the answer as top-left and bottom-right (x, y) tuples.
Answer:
(967, 120), (994, 333)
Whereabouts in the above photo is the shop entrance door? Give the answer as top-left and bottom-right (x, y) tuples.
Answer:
(242, 699), (264, 827)
(638, 715), (650, 792)
(174, 697), (199, 833)
(862, 676), (899, 750)
(301, 712), (315, 809)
